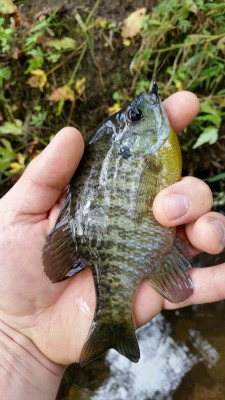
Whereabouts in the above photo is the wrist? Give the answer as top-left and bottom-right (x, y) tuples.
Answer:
(0, 320), (65, 400)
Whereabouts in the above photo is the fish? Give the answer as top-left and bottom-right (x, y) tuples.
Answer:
(42, 82), (193, 366)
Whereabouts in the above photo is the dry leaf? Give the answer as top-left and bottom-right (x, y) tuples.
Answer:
(121, 8), (146, 38)
(27, 69), (47, 91)
(107, 102), (121, 115)
(96, 18), (107, 28)
(27, 75), (41, 89)
(74, 77), (86, 97)
(48, 84), (75, 102)
(123, 39), (131, 47)
(9, 153), (26, 174)
(175, 81), (183, 91)
(217, 36), (225, 51)
(0, 0), (17, 15)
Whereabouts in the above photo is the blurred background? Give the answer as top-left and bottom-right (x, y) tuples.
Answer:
(1, 1), (225, 398)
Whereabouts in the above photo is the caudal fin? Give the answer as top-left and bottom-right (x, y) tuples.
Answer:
(79, 320), (140, 367)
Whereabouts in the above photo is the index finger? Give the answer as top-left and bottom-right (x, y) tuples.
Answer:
(163, 91), (199, 133)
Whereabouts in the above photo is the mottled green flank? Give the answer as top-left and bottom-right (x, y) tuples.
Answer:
(42, 87), (193, 366)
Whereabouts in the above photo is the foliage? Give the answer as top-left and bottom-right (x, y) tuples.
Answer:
(0, 0), (224, 202)
(131, 0), (225, 154)
(0, 2), (98, 184)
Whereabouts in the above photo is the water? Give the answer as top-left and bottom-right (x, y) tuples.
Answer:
(58, 251), (225, 400)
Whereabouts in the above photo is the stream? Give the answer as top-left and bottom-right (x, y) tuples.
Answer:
(58, 251), (225, 400)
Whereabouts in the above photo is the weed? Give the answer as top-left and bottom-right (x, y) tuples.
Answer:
(130, 0), (225, 192)
(0, 0), (224, 203)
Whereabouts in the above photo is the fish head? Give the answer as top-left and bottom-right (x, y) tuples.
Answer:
(113, 85), (170, 159)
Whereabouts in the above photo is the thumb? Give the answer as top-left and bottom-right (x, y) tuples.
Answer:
(3, 127), (84, 216)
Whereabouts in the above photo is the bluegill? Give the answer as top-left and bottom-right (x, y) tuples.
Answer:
(42, 83), (193, 366)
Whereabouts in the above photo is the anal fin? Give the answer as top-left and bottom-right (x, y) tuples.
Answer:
(42, 219), (84, 283)
(146, 242), (193, 303)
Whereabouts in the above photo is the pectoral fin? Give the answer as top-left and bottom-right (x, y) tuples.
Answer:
(145, 242), (193, 303)
(42, 189), (84, 283)
(135, 158), (162, 224)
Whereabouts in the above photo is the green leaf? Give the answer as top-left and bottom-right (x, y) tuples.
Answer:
(205, 172), (225, 183)
(200, 100), (221, 128)
(112, 91), (124, 102)
(0, 138), (15, 171)
(0, 120), (23, 135)
(193, 126), (218, 149)
(29, 17), (51, 33)
(30, 111), (48, 126)
(184, 0), (198, 14)
(0, 65), (11, 79)
(23, 32), (41, 49)
(47, 53), (61, 63)
(25, 56), (44, 74)
(56, 99), (64, 116)
(46, 37), (76, 51)
(0, 65), (11, 86)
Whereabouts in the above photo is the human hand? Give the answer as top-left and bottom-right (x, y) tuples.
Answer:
(0, 91), (225, 377)
(135, 93), (225, 327)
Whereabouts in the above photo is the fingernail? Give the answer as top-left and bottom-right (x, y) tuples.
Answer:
(208, 220), (225, 250)
(163, 194), (190, 221)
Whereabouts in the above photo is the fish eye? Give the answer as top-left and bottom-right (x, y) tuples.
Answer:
(127, 107), (143, 123)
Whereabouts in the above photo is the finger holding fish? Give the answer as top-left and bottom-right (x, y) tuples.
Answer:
(153, 178), (225, 255)
(185, 211), (225, 254)
(163, 91), (199, 134)
(153, 177), (213, 227)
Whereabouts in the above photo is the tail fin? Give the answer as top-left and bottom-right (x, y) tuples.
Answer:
(79, 320), (140, 367)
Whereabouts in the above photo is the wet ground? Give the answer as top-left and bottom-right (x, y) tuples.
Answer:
(57, 251), (225, 400)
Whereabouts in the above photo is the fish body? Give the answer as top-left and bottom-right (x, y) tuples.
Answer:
(43, 86), (193, 366)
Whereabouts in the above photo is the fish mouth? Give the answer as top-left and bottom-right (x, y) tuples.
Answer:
(133, 92), (159, 109)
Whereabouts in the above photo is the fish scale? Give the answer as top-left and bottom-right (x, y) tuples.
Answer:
(42, 87), (193, 366)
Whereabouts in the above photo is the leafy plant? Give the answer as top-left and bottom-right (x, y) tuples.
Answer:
(0, 0), (224, 203)
(130, 0), (225, 190)
(193, 100), (222, 148)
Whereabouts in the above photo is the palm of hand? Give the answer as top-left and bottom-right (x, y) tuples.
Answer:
(0, 197), (97, 364)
